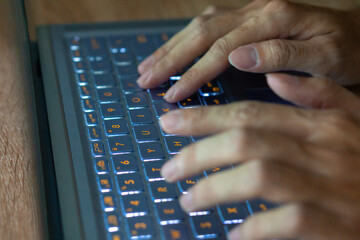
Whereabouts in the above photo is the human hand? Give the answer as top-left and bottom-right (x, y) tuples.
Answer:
(159, 74), (360, 239)
(137, 0), (360, 103)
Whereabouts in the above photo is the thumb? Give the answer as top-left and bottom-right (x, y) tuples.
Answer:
(266, 73), (360, 114)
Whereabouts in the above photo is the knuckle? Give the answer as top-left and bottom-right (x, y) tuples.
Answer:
(233, 101), (262, 126)
(288, 204), (311, 235)
(209, 37), (232, 57)
(249, 160), (272, 192)
(263, 0), (293, 13)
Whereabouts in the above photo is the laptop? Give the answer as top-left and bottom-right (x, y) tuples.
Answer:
(10, 0), (288, 239)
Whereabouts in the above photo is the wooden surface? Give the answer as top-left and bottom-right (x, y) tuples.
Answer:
(0, 0), (359, 239)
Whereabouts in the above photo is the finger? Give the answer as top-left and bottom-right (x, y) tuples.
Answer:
(163, 1), (305, 102)
(161, 128), (322, 182)
(138, 12), (245, 89)
(159, 101), (316, 137)
(229, 39), (319, 73)
(229, 203), (356, 240)
(266, 73), (360, 114)
(178, 160), (329, 212)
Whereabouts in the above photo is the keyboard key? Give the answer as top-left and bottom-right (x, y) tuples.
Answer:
(108, 36), (131, 50)
(79, 85), (92, 98)
(89, 126), (102, 140)
(133, 124), (159, 141)
(91, 141), (106, 156)
(178, 176), (199, 194)
(199, 80), (223, 96)
(71, 49), (84, 61)
(98, 175), (112, 193)
(248, 199), (277, 214)
(76, 73), (90, 85)
(93, 73), (116, 87)
(129, 108), (153, 124)
(133, 34), (156, 61)
(116, 65), (138, 78)
(112, 154), (138, 173)
(149, 181), (177, 201)
(97, 88), (120, 102)
(95, 157), (109, 174)
(105, 212), (120, 232)
(112, 49), (135, 64)
(178, 94), (202, 108)
(90, 59), (112, 72)
(108, 136), (133, 154)
(203, 95), (228, 106)
(120, 77), (143, 93)
(218, 203), (249, 224)
(101, 194), (116, 212)
(148, 87), (168, 102)
(153, 102), (178, 117)
(84, 37), (108, 58)
(85, 113), (99, 125)
(127, 216), (154, 238)
(144, 160), (165, 181)
(73, 61), (87, 73)
(122, 193), (149, 217)
(164, 136), (190, 153)
(138, 142), (165, 160)
(190, 215), (222, 239)
(117, 173), (143, 194)
(125, 92), (148, 108)
(162, 224), (191, 240)
(104, 119), (129, 135)
(155, 201), (185, 223)
(101, 103), (124, 118)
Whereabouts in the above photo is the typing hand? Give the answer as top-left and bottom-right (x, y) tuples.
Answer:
(137, 0), (360, 103)
(159, 74), (360, 240)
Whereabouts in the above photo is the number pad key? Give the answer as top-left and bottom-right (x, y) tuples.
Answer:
(122, 193), (149, 217)
(199, 80), (223, 96)
(101, 103), (124, 118)
(95, 157), (109, 174)
(93, 73), (116, 87)
(148, 87), (167, 102)
(117, 173), (143, 194)
(127, 216), (154, 238)
(104, 119), (128, 135)
(164, 136), (190, 153)
(105, 212), (120, 232)
(144, 160), (165, 181)
(116, 65), (138, 78)
(138, 142), (165, 160)
(101, 194), (116, 212)
(120, 77), (143, 93)
(108, 136), (133, 154)
(190, 215), (222, 239)
(129, 108), (153, 124)
(88, 126), (102, 140)
(125, 92), (148, 108)
(203, 95), (227, 106)
(178, 176), (199, 194)
(91, 141), (106, 156)
(112, 154), (138, 173)
(178, 94), (201, 108)
(133, 124), (159, 141)
(98, 175), (113, 193)
(155, 201), (185, 223)
(97, 88), (120, 102)
(248, 198), (277, 214)
(149, 181), (177, 201)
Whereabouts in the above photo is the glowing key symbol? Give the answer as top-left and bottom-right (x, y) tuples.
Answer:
(147, 149), (155, 153)
(200, 222), (212, 229)
(170, 229), (181, 239)
(141, 131), (150, 136)
(130, 200), (139, 206)
(259, 204), (267, 211)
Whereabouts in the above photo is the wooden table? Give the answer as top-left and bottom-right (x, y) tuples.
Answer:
(0, 0), (359, 239)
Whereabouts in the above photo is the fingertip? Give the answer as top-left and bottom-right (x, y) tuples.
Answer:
(228, 226), (244, 240)
(266, 73), (300, 96)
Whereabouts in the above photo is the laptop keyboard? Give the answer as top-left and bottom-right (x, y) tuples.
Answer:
(67, 32), (276, 240)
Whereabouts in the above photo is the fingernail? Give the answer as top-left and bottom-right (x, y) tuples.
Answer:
(159, 110), (182, 132)
(164, 86), (177, 101)
(229, 46), (258, 70)
(137, 70), (152, 85)
(266, 73), (299, 85)
(179, 192), (193, 212)
(138, 56), (154, 73)
(161, 161), (177, 182)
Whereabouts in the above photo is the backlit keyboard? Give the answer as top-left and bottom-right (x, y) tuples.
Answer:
(67, 32), (275, 240)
